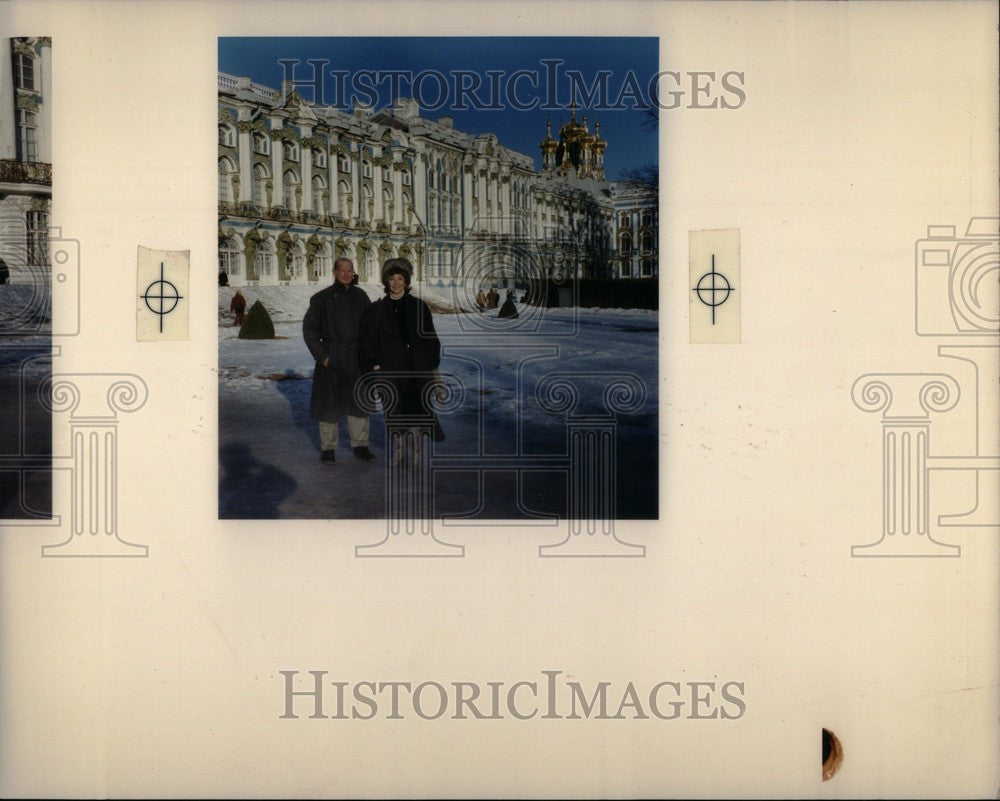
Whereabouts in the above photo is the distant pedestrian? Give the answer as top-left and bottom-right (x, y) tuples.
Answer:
(230, 290), (247, 326)
(0, 257), (9, 285)
(487, 287), (499, 309)
(218, 269), (229, 287)
(475, 288), (487, 312)
(498, 289), (519, 319)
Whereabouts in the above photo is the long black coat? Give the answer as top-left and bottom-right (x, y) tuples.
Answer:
(303, 281), (371, 422)
(359, 292), (444, 437)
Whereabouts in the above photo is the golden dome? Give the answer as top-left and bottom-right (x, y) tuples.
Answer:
(592, 118), (607, 152)
(539, 118), (558, 153)
(559, 113), (586, 142)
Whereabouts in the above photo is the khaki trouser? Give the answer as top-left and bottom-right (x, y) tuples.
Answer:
(319, 415), (369, 450)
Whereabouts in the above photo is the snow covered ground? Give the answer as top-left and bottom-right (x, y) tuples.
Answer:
(218, 283), (659, 520)
(0, 284), (53, 518)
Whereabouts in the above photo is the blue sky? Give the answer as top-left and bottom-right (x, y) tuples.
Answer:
(219, 37), (658, 180)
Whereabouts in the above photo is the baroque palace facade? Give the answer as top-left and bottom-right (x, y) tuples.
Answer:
(217, 72), (657, 293)
(0, 37), (52, 281)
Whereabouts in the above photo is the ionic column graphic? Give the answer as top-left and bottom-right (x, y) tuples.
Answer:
(39, 374), (149, 557)
(536, 372), (647, 557)
(851, 373), (961, 557)
(353, 372), (463, 557)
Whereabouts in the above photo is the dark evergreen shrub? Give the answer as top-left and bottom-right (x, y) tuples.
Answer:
(238, 300), (275, 339)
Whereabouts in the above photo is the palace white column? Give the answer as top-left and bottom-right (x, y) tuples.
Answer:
(237, 125), (252, 201)
(328, 145), (339, 217)
(477, 171), (487, 229)
(502, 176), (512, 235)
(392, 165), (403, 226)
(372, 158), (383, 224)
(0, 40), (14, 158)
(270, 135), (283, 208)
(351, 144), (361, 220)
(39, 39), (52, 163)
(299, 129), (313, 212)
(462, 168), (473, 234)
(413, 153), (427, 229)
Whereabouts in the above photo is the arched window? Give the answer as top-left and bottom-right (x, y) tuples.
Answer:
(428, 192), (437, 228)
(641, 210), (654, 227)
(641, 259), (653, 277)
(620, 211), (631, 228)
(337, 180), (350, 215)
(26, 210), (48, 266)
(16, 109), (38, 162)
(402, 170), (411, 186)
(255, 238), (275, 280)
(289, 242), (306, 282)
(252, 132), (269, 155)
(218, 157), (236, 203)
(620, 232), (632, 255)
(283, 169), (299, 211)
(283, 140), (298, 161)
(640, 231), (653, 253)
(338, 153), (350, 173)
(252, 163), (269, 207)
(312, 175), (327, 216)
(312, 243), (330, 280)
(14, 49), (36, 91)
(620, 258), (632, 278)
(218, 124), (235, 147)
(362, 159), (372, 178)
(219, 237), (241, 278)
(382, 188), (393, 225)
(313, 148), (327, 168)
(382, 167), (391, 183)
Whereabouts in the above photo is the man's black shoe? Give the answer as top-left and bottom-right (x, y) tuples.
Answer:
(353, 446), (376, 461)
(321, 449), (336, 464)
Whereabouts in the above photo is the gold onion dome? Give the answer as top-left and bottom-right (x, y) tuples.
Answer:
(592, 119), (607, 152)
(540, 118), (558, 153)
(558, 99), (587, 141)
(559, 113), (586, 142)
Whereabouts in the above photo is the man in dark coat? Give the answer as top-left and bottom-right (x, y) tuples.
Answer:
(302, 257), (375, 463)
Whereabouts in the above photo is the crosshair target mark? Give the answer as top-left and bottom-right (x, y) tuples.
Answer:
(693, 254), (734, 325)
(142, 262), (183, 333)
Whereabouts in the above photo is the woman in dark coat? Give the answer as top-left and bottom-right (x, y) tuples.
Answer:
(359, 258), (444, 467)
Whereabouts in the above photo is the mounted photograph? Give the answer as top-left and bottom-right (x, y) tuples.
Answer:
(217, 37), (660, 526)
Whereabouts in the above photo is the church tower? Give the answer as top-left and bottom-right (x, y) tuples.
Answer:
(540, 100), (607, 182)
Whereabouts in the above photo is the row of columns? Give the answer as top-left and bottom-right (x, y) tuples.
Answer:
(230, 115), (537, 238)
